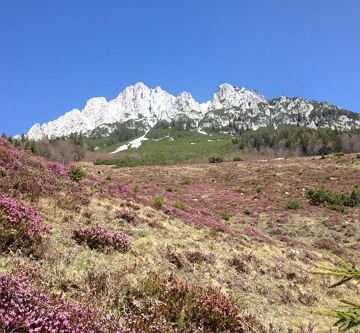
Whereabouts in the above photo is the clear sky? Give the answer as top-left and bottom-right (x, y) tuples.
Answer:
(0, 0), (359, 135)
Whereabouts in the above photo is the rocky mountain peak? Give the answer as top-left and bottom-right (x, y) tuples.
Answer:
(26, 83), (360, 140)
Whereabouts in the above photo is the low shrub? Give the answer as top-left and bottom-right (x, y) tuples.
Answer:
(174, 201), (185, 209)
(0, 196), (49, 254)
(154, 195), (164, 210)
(181, 177), (192, 185)
(229, 257), (249, 273)
(233, 156), (243, 161)
(286, 199), (300, 210)
(123, 273), (263, 332)
(132, 184), (139, 193)
(165, 246), (185, 269)
(116, 208), (138, 223)
(209, 156), (223, 163)
(69, 166), (86, 182)
(305, 186), (360, 211)
(73, 224), (131, 253)
(117, 183), (132, 197)
(221, 209), (231, 221)
(256, 186), (261, 194)
(186, 251), (216, 264)
(120, 199), (141, 211)
(314, 238), (346, 257)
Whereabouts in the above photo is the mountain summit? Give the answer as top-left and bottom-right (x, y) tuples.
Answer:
(27, 83), (360, 140)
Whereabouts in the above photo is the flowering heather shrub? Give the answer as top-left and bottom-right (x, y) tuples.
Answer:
(0, 139), (76, 201)
(73, 224), (131, 253)
(186, 250), (216, 264)
(0, 140), (111, 209)
(47, 161), (71, 177)
(117, 183), (132, 197)
(116, 208), (138, 223)
(279, 235), (305, 248)
(242, 226), (274, 244)
(314, 238), (347, 257)
(123, 274), (264, 332)
(0, 196), (49, 253)
(161, 204), (231, 233)
(0, 273), (123, 332)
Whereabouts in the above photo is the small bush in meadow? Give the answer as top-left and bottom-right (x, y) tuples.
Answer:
(244, 208), (251, 215)
(286, 199), (300, 210)
(165, 246), (185, 269)
(174, 201), (185, 209)
(221, 209), (231, 221)
(154, 195), (164, 209)
(181, 177), (192, 185)
(235, 187), (243, 193)
(116, 208), (138, 223)
(256, 186), (261, 193)
(186, 251), (216, 264)
(0, 196), (49, 254)
(229, 257), (249, 273)
(233, 156), (243, 161)
(69, 166), (86, 182)
(209, 156), (223, 163)
(120, 199), (141, 210)
(73, 224), (131, 253)
(305, 186), (360, 211)
(133, 184), (139, 193)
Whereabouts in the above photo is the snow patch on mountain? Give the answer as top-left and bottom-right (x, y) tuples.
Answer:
(110, 130), (150, 154)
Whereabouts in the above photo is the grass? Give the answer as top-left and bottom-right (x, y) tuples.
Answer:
(286, 199), (300, 210)
(94, 129), (237, 167)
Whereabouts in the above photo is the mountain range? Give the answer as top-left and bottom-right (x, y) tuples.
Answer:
(27, 82), (360, 141)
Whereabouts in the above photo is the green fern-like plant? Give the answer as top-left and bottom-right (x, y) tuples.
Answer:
(315, 301), (360, 331)
(315, 256), (360, 288)
(313, 256), (360, 331)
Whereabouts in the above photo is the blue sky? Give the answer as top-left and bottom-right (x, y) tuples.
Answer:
(0, 0), (359, 135)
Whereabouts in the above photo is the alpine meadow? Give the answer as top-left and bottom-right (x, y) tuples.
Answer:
(1, 1), (360, 332)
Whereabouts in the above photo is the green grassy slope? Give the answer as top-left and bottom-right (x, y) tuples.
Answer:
(95, 129), (238, 167)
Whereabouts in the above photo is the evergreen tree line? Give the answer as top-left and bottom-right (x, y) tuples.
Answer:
(232, 125), (360, 156)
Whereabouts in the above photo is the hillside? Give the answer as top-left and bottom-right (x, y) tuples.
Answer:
(1, 138), (359, 331)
